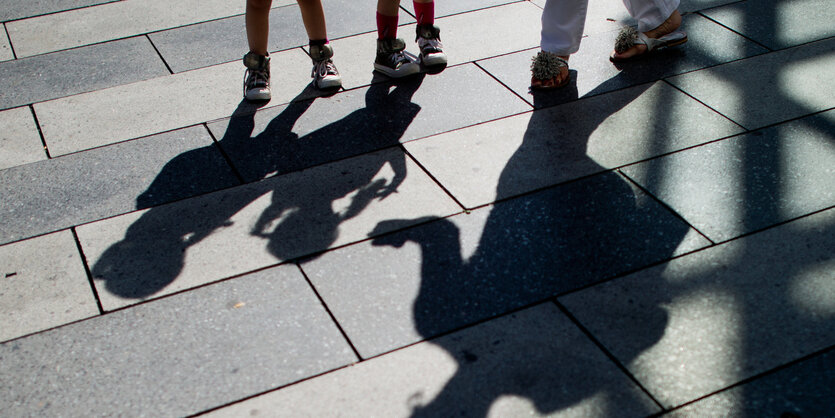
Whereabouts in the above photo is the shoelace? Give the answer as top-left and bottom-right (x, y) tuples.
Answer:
(245, 70), (269, 88)
(313, 59), (338, 78)
(418, 37), (443, 52)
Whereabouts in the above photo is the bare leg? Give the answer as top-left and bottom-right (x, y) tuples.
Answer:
(297, 0), (327, 40)
(246, 0), (272, 55)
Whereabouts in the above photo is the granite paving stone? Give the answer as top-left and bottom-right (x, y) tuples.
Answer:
(621, 110), (835, 243)
(0, 28), (12, 62)
(207, 65), (531, 182)
(34, 48), (313, 156)
(303, 172), (709, 358)
(5, 0), (294, 58)
(0, 126), (238, 246)
(702, 0), (835, 50)
(402, 0), (523, 18)
(668, 349), (835, 417)
(0, 231), (98, 342)
(77, 147), (460, 311)
(0, 264), (357, 417)
(0, 106), (46, 170)
(559, 207), (835, 408)
(0, 37), (170, 110)
(151, 0), (409, 73)
(478, 13), (769, 109)
(207, 303), (661, 418)
(0, 0), (118, 22)
(406, 82), (742, 208)
(666, 37), (835, 130)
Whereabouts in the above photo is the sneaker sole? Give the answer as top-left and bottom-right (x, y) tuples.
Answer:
(245, 90), (271, 101)
(420, 54), (447, 67)
(315, 77), (342, 90)
(374, 62), (421, 78)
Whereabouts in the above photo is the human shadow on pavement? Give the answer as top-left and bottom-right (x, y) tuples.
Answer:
(92, 76), (425, 301)
(370, 78), (689, 416)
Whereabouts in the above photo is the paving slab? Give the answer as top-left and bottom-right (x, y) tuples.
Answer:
(151, 0), (408, 73)
(0, 28), (12, 62)
(406, 82), (742, 208)
(0, 231), (98, 342)
(559, 207), (835, 408)
(78, 148), (460, 311)
(0, 106), (46, 170)
(0, 264), (357, 417)
(0, 126), (237, 246)
(668, 349), (835, 417)
(0, 0), (118, 22)
(479, 13), (769, 109)
(702, 0), (835, 50)
(666, 37), (835, 130)
(5, 0), (294, 58)
(303, 171), (709, 358)
(207, 66), (531, 182)
(207, 303), (661, 418)
(34, 48), (313, 156)
(0, 37), (169, 110)
(402, 0), (522, 18)
(621, 110), (835, 243)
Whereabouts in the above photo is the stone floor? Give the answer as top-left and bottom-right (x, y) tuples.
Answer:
(1, 0), (833, 416)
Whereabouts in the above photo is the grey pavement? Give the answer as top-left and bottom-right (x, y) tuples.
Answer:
(1, 0), (833, 416)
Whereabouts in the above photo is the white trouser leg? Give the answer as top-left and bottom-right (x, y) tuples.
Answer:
(622, 0), (680, 32)
(540, 0), (589, 55)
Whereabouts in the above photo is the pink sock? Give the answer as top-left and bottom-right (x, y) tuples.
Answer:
(376, 12), (399, 39)
(413, 1), (434, 25)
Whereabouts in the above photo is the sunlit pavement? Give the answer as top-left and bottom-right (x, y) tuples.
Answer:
(1, 0), (833, 416)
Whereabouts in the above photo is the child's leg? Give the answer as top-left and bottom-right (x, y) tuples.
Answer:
(374, 0), (420, 77)
(413, 0), (434, 26)
(377, 0), (400, 39)
(246, 0), (272, 55)
(413, 0), (446, 66)
(297, 0), (342, 89)
(296, 0), (327, 41)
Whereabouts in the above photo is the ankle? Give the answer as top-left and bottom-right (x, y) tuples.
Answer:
(646, 10), (681, 38)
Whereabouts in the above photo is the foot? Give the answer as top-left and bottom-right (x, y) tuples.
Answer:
(243, 51), (271, 102)
(375, 38), (420, 78)
(415, 24), (447, 66)
(309, 44), (342, 89)
(530, 51), (569, 90)
(610, 10), (684, 61)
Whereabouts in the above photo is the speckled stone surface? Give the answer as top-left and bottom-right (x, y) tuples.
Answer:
(559, 207), (835, 408)
(0, 37), (169, 110)
(667, 37), (835, 130)
(702, 0), (835, 50)
(4, 0), (295, 58)
(34, 48), (313, 156)
(478, 13), (769, 109)
(402, 0), (521, 18)
(0, 126), (237, 245)
(406, 82), (742, 208)
(0, 264), (357, 417)
(668, 349), (835, 417)
(0, 231), (98, 342)
(621, 110), (835, 242)
(303, 171), (709, 358)
(207, 65), (531, 182)
(0, 31), (12, 62)
(207, 303), (661, 417)
(0, 107), (46, 170)
(78, 147), (460, 311)
(0, 0), (118, 22)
